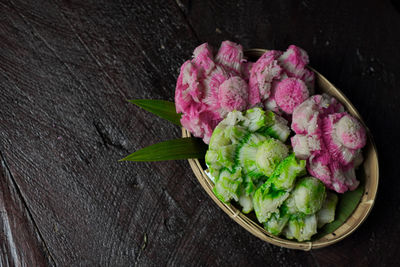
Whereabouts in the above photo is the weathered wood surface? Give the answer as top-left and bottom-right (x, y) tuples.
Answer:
(0, 0), (399, 265)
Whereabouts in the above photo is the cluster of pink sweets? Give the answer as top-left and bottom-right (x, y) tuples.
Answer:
(175, 41), (367, 193)
(175, 41), (313, 143)
(291, 95), (366, 193)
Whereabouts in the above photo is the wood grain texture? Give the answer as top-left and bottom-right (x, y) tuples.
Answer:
(0, 0), (399, 266)
(0, 152), (53, 266)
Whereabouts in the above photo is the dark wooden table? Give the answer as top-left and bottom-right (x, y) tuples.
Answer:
(1, 0), (399, 266)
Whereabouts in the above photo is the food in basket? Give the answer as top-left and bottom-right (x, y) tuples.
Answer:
(174, 41), (368, 241)
(122, 38), (376, 248)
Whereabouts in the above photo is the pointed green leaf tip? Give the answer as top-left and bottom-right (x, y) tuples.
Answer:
(119, 137), (208, 161)
(128, 99), (181, 126)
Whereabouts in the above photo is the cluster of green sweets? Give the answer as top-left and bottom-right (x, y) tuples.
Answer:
(205, 108), (338, 241)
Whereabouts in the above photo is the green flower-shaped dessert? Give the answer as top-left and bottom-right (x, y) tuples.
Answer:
(205, 108), (338, 241)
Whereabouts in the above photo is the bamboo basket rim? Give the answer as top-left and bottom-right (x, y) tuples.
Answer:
(183, 48), (379, 250)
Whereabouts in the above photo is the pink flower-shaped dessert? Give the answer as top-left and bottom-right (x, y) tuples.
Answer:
(247, 45), (314, 114)
(180, 110), (221, 144)
(264, 81), (280, 113)
(291, 95), (321, 135)
(322, 113), (360, 165)
(175, 61), (203, 114)
(248, 50), (283, 106)
(241, 62), (253, 82)
(215, 40), (244, 75)
(278, 45), (315, 91)
(291, 134), (322, 160)
(175, 41), (249, 143)
(193, 43), (215, 75)
(274, 77), (309, 114)
(291, 94), (366, 193)
(218, 76), (249, 117)
(335, 114), (367, 150)
(202, 65), (230, 112)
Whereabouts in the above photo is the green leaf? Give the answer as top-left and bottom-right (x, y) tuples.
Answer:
(119, 137), (208, 161)
(312, 178), (364, 240)
(128, 99), (181, 126)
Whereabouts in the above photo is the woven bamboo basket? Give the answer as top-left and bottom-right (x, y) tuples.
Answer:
(182, 49), (379, 250)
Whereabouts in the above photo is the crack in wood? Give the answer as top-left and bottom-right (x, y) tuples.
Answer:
(93, 121), (129, 152)
(0, 150), (57, 266)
